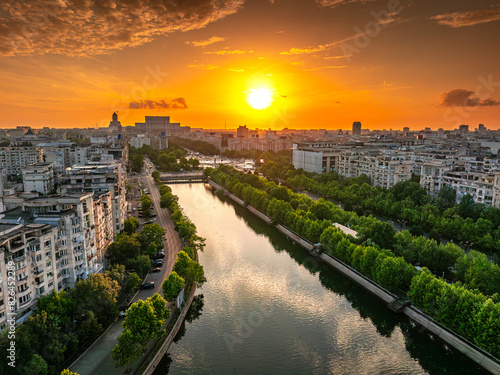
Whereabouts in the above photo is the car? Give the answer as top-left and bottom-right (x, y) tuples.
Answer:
(145, 220), (154, 225)
(140, 282), (155, 290)
(153, 252), (165, 259)
(138, 214), (145, 218)
(150, 213), (157, 218)
(151, 267), (161, 273)
(152, 260), (164, 267)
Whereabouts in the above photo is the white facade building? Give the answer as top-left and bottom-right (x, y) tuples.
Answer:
(22, 162), (55, 195)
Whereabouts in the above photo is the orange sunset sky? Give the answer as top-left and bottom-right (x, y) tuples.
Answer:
(0, 0), (500, 130)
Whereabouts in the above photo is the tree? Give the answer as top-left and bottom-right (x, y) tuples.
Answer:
(458, 194), (475, 219)
(138, 223), (165, 252)
(140, 194), (153, 218)
(121, 294), (169, 346)
(111, 328), (142, 368)
(125, 255), (151, 278)
(162, 272), (185, 301)
(61, 370), (80, 375)
(106, 234), (141, 265)
(357, 220), (396, 250)
(172, 251), (204, 284)
(152, 170), (160, 179)
(437, 185), (457, 210)
(123, 272), (141, 293)
(172, 251), (192, 278)
(70, 274), (120, 325)
(123, 217), (139, 235)
(24, 354), (48, 375)
(105, 264), (127, 286)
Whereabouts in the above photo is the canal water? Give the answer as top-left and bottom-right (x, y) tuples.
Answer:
(154, 183), (489, 375)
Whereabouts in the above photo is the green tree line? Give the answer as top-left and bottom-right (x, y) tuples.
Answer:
(281, 168), (500, 257)
(206, 165), (500, 358)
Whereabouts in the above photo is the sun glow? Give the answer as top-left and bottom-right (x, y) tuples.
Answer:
(247, 88), (274, 110)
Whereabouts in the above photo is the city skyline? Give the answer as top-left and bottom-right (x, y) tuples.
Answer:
(1, 0), (500, 130)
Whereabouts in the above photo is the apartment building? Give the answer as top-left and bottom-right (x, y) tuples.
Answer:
(0, 146), (43, 175)
(60, 161), (127, 235)
(21, 162), (55, 195)
(0, 223), (55, 329)
(291, 142), (413, 188)
(0, 192), (101, 329)
(420, 160), (500, 207)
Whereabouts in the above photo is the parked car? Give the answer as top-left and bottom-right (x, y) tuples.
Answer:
(145, 220), (154, 225)
(150, 213), (157, 218)
(151, 267), (161, 273)
(153, 251), (165, 259)
(152, 259), (164, 267)
(140, 282), (155, 290)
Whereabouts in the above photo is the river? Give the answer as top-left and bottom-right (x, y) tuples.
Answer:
(153, 183), (489, 375)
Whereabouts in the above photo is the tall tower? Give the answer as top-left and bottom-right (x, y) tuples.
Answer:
(112, 112), (118, 122)
(352, 122), (362, 136)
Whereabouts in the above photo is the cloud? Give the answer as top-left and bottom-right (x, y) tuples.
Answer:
(203, 49), (253, 55)
(316, 0), (374, 8)
(129, 98), (188, 110)
(186, 36), (226, 47)
(303, 65), (348, 71)
(187, 64), (219, 70)
(325, 54), (351, 60)
(280, 43), (334, 55)
(431, 6), (500, 28)
(440, 89), (500, 107)
(0, 0), (244, 56)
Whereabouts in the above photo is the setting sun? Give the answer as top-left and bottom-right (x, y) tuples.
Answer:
(247, 88), (274, 110)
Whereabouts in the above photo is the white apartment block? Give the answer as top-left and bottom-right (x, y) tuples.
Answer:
(22, 162), (55, 195)
(60, 161), (127, 236)
(0, 146), (43, 175)
(420, 162), (500, 207)
(0, 192), (104, 329)
(130, 134), (151, 149)
(291, 143), (413, 188)
(0, 223), (55, 329)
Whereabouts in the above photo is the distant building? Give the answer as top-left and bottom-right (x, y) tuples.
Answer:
(352, 122), (362, 136)
(291, 142), (413, 188)
(133, 116), (189, 136)
(108, 112), (122, 133)
(459, 124), (469, 133)
(0, 146), (43, 175)
(22, 162), (55, 195)
(130, 134), (151, 149)
(403, 127), (410, 132)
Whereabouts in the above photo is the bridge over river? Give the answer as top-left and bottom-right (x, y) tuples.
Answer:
(159, 172), (207, 184)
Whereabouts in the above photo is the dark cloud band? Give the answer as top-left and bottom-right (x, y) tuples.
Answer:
(0, 0), (244, 56)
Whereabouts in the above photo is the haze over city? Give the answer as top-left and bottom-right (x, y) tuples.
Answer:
(1, 0), (500, 129)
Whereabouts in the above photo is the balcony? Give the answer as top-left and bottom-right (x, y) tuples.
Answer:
(18, 297), (32, 308)
(13, 254), (26, 263)
(33, 267), (44, 275)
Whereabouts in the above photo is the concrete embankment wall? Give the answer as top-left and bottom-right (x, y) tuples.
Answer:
(318, 253), (396, 304)
(207, 178), (500, 374)
(275, 224), (315, 252)
(139, 283), (197, 375)
(403, 306), (500, 375)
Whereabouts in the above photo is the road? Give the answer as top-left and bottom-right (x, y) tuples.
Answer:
(132, 164), (184, 301)
(70, 161), (183, 375)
